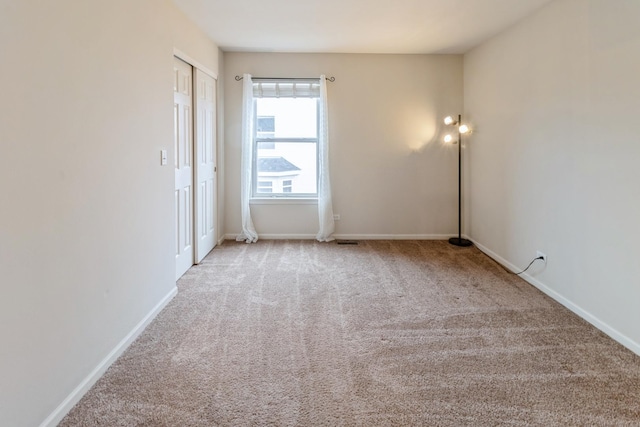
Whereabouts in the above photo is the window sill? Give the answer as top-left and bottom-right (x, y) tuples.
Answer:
(250, 198), (318, 205)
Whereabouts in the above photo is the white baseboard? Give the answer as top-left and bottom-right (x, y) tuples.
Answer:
(334, 234), (452, 240)
(257, 234), (318, 240)
(40, 286), (178, 427)
(224, 233), (317, 240)
(472, 239), (640, 356)
(224, 233), (454, 241)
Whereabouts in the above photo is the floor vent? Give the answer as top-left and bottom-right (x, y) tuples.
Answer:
(337, 240), (359, 245)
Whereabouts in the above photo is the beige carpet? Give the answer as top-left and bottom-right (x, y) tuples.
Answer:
(61, 240), (640, 426)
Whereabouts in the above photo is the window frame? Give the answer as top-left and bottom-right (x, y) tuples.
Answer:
(251, 96), (320, 200)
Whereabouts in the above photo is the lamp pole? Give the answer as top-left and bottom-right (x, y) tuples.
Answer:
(449, 114), (472, 247)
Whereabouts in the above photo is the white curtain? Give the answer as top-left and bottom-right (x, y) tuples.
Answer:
(236, 74), (258, 243)
(316, 75), (335, 242)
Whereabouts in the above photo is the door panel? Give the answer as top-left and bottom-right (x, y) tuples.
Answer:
(194, 69), (217, 263)
(174, 57), (194, 280)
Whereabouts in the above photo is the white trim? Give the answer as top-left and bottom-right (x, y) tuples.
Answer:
(224, 233), (454, 241)
(225, 233), (316, 240)
(173, 48), (217, 80)
(334, 234), (453, 240)
(217, 235), (226, 246)
(250, 198), (317, 205)
(40, 287), (178, 427)
(472, 239), (640, 357)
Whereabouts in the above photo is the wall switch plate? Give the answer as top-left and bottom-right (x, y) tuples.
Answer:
(536, 251), (547, 263)
(333, 214), (341, 220)
(160, 149), (167, 166)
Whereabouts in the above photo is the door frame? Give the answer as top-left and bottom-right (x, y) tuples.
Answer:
(173, 49), (218, 273)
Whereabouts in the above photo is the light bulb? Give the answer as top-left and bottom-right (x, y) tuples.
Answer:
(444, 134), (453, 143)
(444, 116), (455, 125)
(458, 124), (470, 134)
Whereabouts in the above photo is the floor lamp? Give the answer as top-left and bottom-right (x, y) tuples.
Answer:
(444, 114), (472, 247)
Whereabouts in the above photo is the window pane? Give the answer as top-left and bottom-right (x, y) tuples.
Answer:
(257, 116), (275, 140)
(283, 179), (292, 193)
(257, 180), (273, 194)
(256, 98), (317, 139)
(257, 141), (317, 194)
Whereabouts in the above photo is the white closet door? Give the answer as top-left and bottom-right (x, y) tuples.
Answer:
(194, 69), (217, 263)
(174, 57), (194, 280)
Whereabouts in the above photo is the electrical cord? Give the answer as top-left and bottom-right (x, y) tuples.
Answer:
(508, 256), (545, 275)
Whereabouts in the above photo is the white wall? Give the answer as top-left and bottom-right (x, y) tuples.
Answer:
(464, 0), (640, 353)
(224, 53), (463, 238)
(0, 1), (219, 426)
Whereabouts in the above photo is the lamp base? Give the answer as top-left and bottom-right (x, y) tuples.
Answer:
(449, 237), (473, 247)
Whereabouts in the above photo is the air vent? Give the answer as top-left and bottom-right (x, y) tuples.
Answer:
(336, 240), (358, 245)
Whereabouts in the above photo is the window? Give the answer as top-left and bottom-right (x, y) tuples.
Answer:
(256, 116), (275, 149)
(256, 116), (275, 136)
(252, 80), (319, 198)
(257, 180), (273, 193)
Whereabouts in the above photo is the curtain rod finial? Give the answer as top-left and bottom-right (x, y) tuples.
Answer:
(235, 75), (243, 81)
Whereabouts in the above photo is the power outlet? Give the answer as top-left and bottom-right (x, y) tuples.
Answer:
(536, 251), (547, 263)
(333, 214), (341, 221)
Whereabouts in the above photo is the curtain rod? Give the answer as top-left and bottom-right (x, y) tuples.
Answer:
(235, 75), (335, 82)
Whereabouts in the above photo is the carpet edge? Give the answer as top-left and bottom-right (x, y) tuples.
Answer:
(223, 233), (457, 240)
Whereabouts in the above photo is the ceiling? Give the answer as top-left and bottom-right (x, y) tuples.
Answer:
(172, 0), (553, 54)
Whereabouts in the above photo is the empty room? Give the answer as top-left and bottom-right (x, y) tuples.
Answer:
(1, 0), (639, 425)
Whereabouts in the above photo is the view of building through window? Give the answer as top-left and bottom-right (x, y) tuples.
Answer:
(254, 97), (318, 196)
